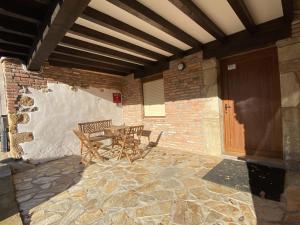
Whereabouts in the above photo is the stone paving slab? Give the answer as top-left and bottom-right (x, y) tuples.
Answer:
(11, 147), (300, 225)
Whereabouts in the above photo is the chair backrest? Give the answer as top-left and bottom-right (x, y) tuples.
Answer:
(126, 125), (144, 141)
(129, 125), (144, 137)
(78, 120), (112, 134)
(116, 125), (142, 142)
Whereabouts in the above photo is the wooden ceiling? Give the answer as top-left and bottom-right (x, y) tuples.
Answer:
(0, 0), (293, 77)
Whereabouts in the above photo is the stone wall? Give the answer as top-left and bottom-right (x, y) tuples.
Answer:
(122, 52), (223, 155)
(278, 42), (300, 161)
(0, 58), (124, 163)
(277, 12), (300, 162)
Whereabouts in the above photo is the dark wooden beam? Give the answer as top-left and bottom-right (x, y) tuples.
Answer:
(82, 7), (181, 55)
(227, 0), (256, 32)
(0, 50), (27, 57)
(70, 24), (166, 61)
(34, 0), (51, 5)
(281, 0), (293, 22)
(134, 61), (169, 78)
(49, 60), (128, 76)
(61, 36), (153, 65)
(0, 27), (35, 39)
(0, 15), (38, 38)
(106, 0), (201, 48)
(0, 43), (30, 55)
(168, 0), (226, 41)
(55, 45), (143, 70)
(0, 9), (40, 25)
(203, 17), (291, 59)
(27, 0), (91, 71)
(0, 31), (33, 48)
(0, 52), (27, 61)
(1, 1), (48, 22)
(50, 53), (132, 74)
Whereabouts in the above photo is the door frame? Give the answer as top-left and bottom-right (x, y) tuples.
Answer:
(219, 46), (283, 159)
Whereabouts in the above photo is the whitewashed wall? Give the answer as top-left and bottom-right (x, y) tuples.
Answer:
(18, 83), (123, 163)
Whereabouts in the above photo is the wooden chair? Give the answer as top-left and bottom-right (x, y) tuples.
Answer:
(116, 125), (144, 163)
(73, 129), (104, 165)
(140, 130), (151, 145)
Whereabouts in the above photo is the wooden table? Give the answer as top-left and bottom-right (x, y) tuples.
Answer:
(104, 125), (128, 136)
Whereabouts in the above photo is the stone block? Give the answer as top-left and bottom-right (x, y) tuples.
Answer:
(202, 58), (218, 70)
(0, 212), (23, 225)
(0, 177), (13, 195)
(282, 107), (300, 161)
(278, 41), (300, 62)
(279, 58), (300, 73)
(202, 67), (218, 86)
(0, 163), (11, 177)
(0, 191), (17, 212)
(200, 118), (222, 155)
(276, 37), (300, 48)
(285, 186), (300, 212)
(199, 97), (221, 118)
(19, 96), (34, 107)
(280, 72), (300, 107)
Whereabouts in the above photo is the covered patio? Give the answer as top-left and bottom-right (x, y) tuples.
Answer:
(0, 0), (300, 224)
(11, 147), (299, 224)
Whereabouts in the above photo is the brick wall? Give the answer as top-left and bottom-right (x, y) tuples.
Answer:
(2, 59), (123, 114)
(1, 58), (123, 159)
(122, 52), (223, 155)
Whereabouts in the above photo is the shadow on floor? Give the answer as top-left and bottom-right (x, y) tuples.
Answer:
(9, 155), (85, 225)
(203, 158), (287, 224)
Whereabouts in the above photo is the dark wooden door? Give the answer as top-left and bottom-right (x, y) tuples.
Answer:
(221, 47), (283, 158)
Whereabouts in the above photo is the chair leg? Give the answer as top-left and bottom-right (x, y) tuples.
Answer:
(81, 148), (88, 165)
(118, 143), (126, 160)
(137, 147), (143, 159)
(124, 149), (132, 164)
(82, 152), (90, 166)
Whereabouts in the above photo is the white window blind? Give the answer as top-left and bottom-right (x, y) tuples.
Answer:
(143, 79), (165, 117)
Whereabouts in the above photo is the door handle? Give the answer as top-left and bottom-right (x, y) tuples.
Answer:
(225, 104), (231, 111)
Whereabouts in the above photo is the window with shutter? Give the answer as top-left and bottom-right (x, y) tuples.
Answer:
(143, 79), (165, 117)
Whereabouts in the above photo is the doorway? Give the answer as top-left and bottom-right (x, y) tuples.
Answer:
(221, 47), (283, 159)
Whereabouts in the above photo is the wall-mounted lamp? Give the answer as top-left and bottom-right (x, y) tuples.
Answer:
(177, 62), (185, 71)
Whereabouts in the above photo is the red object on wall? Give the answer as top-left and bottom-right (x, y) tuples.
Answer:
(113, 93), (121, 103)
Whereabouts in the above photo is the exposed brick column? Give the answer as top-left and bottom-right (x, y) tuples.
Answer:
(121, 74), (144, 125)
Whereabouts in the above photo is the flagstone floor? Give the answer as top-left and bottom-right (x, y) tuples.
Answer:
(12, 147), (300, 225)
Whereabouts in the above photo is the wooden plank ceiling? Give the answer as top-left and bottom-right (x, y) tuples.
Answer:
(0, 0), (293, 77)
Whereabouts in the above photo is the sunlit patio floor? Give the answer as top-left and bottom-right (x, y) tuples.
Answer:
(13, 147), (300, 225)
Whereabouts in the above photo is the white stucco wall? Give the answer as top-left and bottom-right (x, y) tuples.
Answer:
(18, 83), (123, 163)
